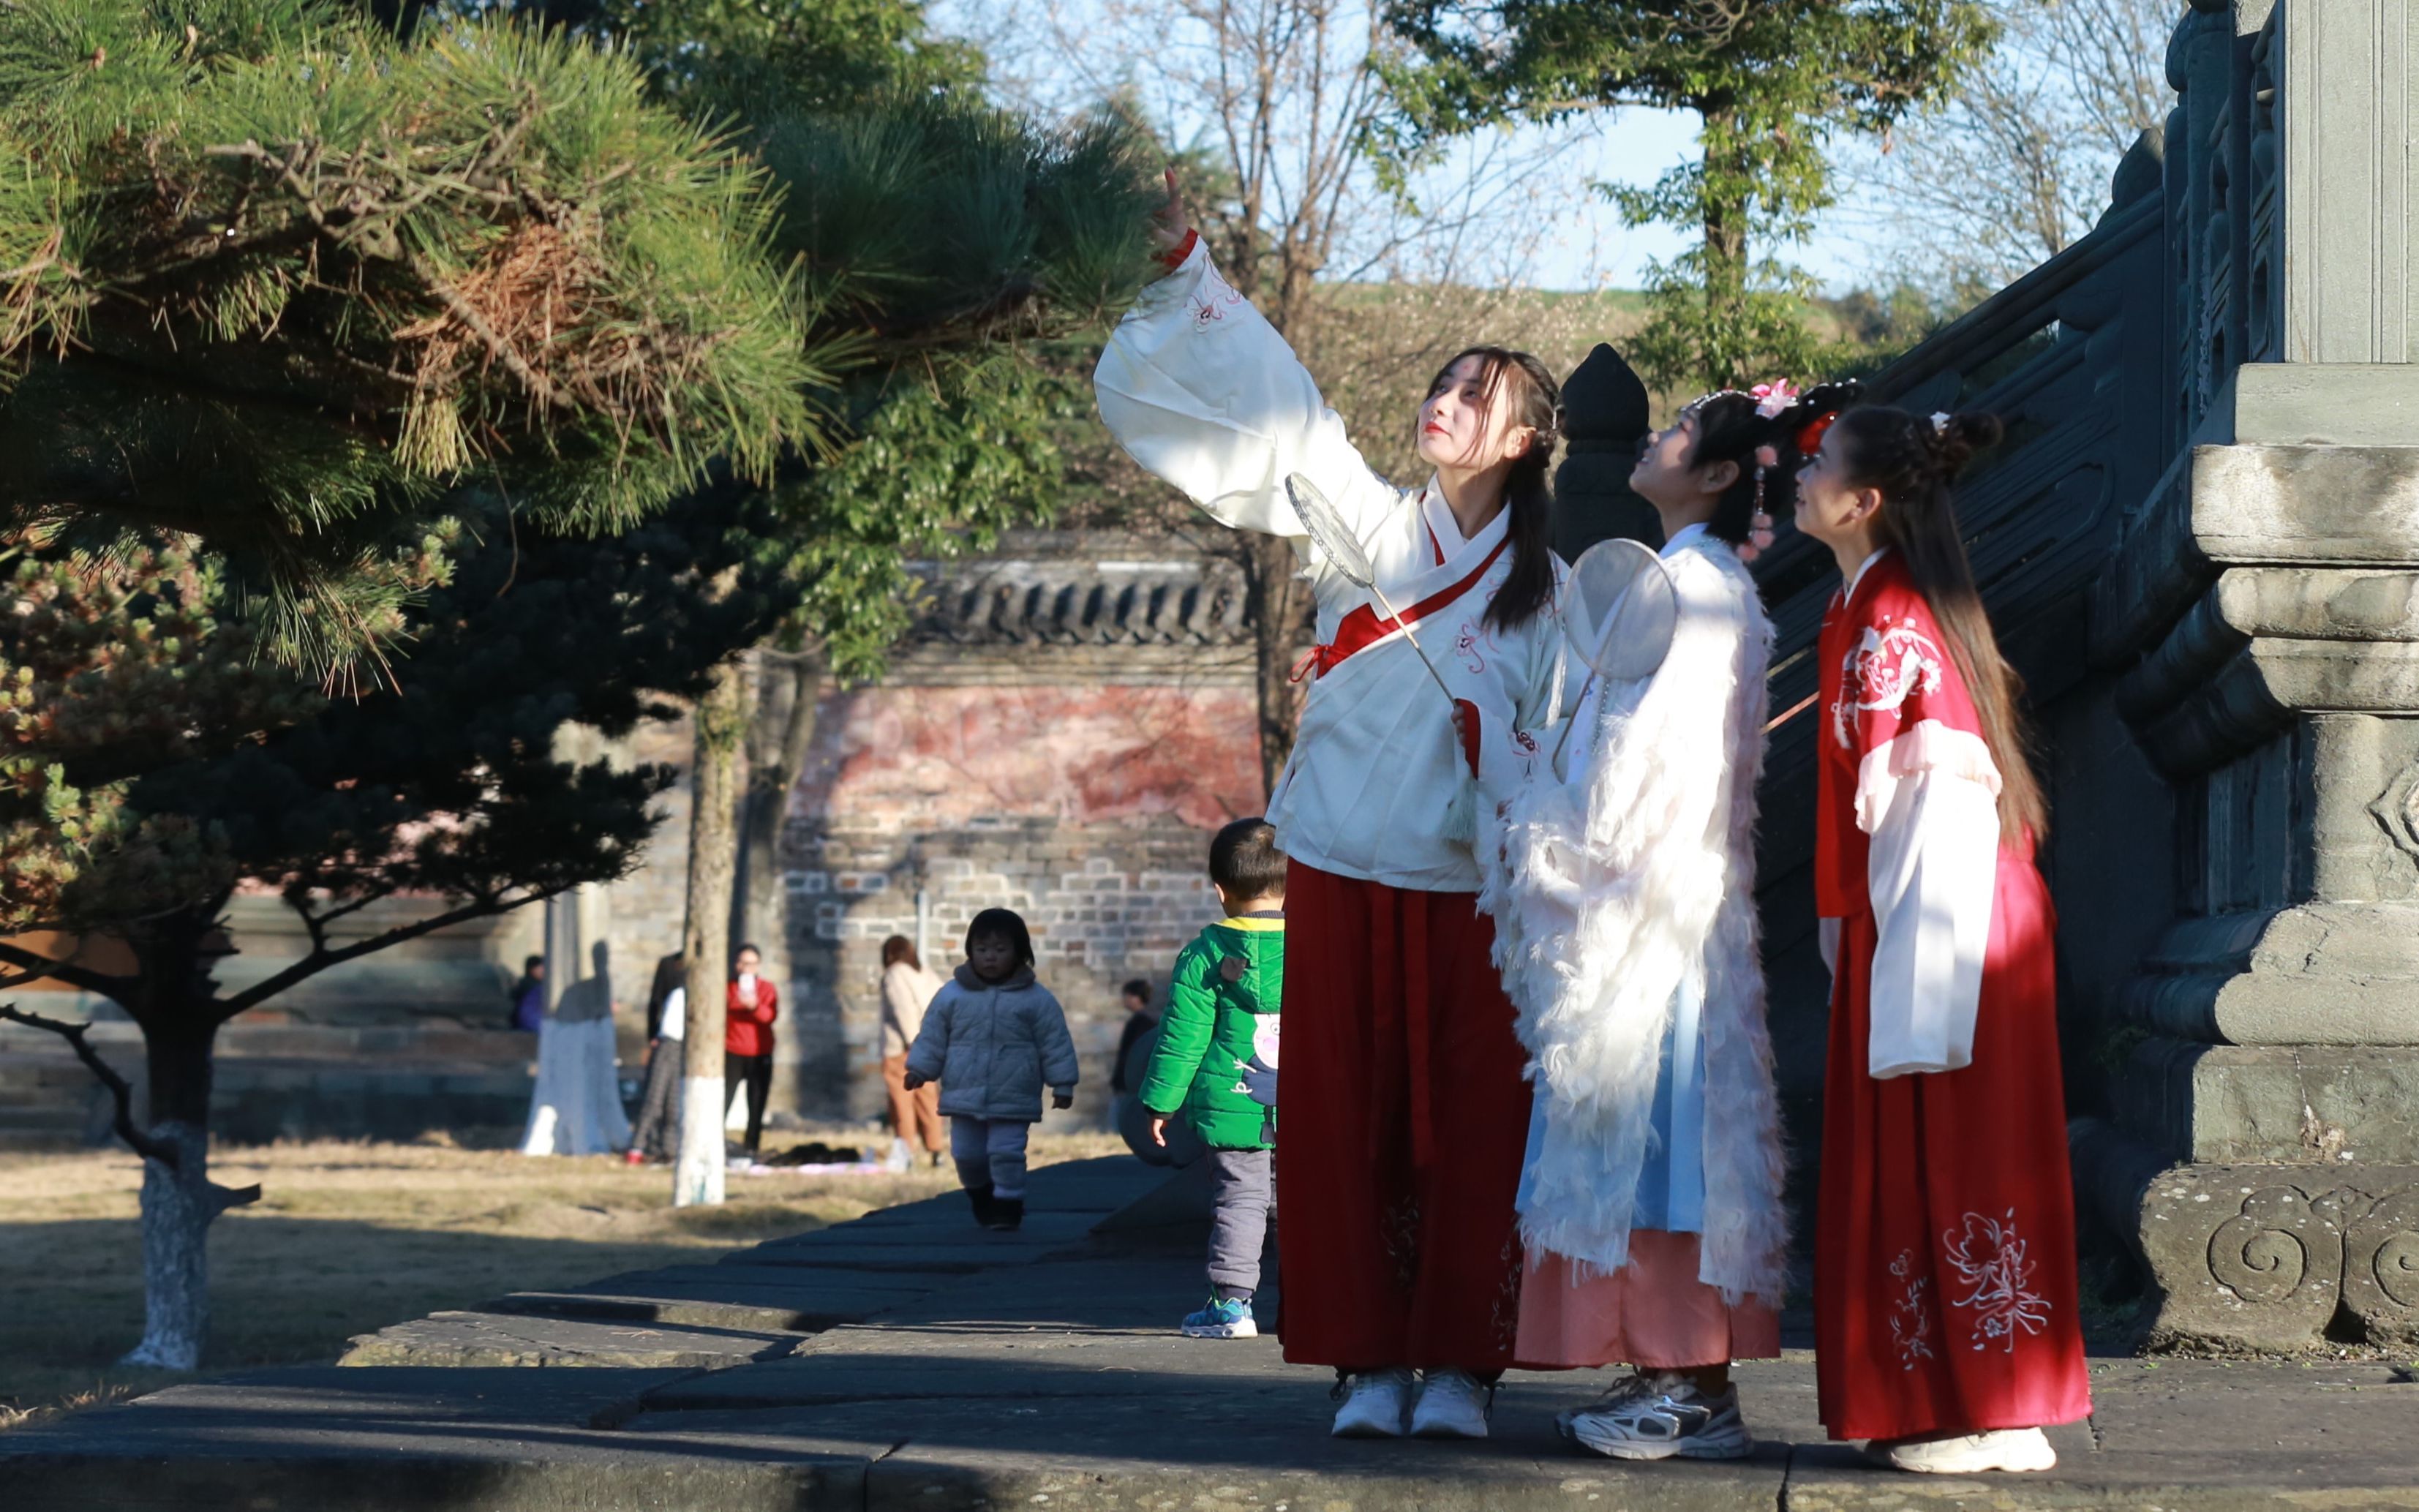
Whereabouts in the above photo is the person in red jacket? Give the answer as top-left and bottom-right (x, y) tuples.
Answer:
(723, 942), (779, 1157)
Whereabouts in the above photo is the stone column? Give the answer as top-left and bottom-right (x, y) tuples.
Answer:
(2082, 0), (2419, 1350)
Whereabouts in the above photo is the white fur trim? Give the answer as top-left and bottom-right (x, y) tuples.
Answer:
(1481, 539), (1789, 1303)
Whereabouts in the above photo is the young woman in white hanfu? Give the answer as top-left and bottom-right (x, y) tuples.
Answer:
(1096, 173), (1567, 1441)
(1486, 385), (1810, 1461)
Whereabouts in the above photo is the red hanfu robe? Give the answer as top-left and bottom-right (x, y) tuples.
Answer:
(1811, 550), (2091, 1443)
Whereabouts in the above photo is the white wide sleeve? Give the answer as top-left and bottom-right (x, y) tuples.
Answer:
(1859, 723), (2001, 1079)
(1093, 237), (1396, 546)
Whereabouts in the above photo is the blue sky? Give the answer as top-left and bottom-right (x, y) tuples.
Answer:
(931, 0), (1878, 295)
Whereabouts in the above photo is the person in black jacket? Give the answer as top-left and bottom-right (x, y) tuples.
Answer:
(1110, 978), (1156, 1124)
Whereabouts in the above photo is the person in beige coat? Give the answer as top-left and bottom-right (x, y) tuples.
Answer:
(880, 936), (948, 1166)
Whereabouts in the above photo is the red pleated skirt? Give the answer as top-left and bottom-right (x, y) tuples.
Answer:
(1813, 849), (2093, 1440)
(1274, 860), (1535, 1372)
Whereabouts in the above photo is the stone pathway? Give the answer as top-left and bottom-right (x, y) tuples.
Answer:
(6, 1156), (2416, 1511)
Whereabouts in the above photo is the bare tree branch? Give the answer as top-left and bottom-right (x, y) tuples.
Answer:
(0, 1002), (179, 1167)
(214, 886), (559, 1018)
(0, 941), (138, 1003)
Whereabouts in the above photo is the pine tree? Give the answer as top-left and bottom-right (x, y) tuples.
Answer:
(0, 0), (824, 672)
(0, 488), (793, 1366)
(0, 0), (1162, 1319)
(1381, 0), (1995, 390)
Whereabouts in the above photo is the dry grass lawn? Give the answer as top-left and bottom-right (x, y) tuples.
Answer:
(0, 1127), (1129, 1427)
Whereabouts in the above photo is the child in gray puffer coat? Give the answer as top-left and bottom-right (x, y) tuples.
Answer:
(904, 908), (1079, 1230)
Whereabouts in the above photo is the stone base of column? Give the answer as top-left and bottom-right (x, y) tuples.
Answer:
(2074, 1120), (2419, 1350)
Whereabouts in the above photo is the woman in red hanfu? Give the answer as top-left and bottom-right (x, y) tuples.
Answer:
(1789, 402), (2091, 1475)
(1094, 173), (1569, 1442)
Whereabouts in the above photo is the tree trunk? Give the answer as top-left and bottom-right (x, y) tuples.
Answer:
(122, 1014), (241, 1370)
(732, 652), (821, 986)
(1242, 533), (1310, 800)
(675, 657), (750, 1208)
(1699, 106), (1753, 389)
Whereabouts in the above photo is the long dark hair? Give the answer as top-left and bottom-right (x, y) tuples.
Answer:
(881, 935), (920, 971)
(1427, 345), (1560, 633)
(1829, 405), (2048, 841)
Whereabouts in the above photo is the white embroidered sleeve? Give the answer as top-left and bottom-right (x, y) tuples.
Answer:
(1093, 239), (1396, 546)
(1859, 721), (2001, 1079)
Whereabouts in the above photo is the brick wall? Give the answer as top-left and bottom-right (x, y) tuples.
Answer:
(770, 677), (1263, 1127)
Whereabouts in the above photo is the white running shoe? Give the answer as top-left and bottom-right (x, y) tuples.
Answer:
(1330, 1368), (1415, 1439)
(1555, 1372), (1659, 1439)
(1408, 1369), (1493, 1440)
(1569, 1374), (1751, 1461)
(1878, 1428), (2057, 1474)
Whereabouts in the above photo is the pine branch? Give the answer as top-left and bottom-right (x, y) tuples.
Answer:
(0, 941), (136, 1002)
(216, 887), (557, 1020)
(0, 1002), (179, 1168)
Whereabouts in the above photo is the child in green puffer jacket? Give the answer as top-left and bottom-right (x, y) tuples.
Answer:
(1141, 816), (1287, 1339)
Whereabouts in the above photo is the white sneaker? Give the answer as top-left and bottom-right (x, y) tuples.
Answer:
(1330, 1368), (1415, 1438)
(1569, 1373), (1750, 1461)
(1555, 1372), (1658, 1439)
(1407, 1369), (1492, 1440)
(1878, 1427), (2057, 1474)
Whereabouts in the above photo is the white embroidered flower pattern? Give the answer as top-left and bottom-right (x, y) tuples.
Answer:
(1832, 617), (1946, 748)
(1942, 1208), (2051, 1352)
(1887, 1249), (1935, 1369)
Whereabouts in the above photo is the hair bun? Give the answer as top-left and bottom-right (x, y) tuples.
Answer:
(1933, 410), (2004, 479)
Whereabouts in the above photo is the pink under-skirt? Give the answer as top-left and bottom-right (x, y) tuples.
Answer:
(1516, 1228), (1781, 1370)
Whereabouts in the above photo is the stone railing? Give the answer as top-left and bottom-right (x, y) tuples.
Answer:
(1746, 0), (2419, 1353)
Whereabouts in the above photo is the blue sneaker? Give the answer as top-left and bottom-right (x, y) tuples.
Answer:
(1179, 1295), (1257, 1339)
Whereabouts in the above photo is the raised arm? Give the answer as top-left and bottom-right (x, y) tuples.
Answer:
(1093, 172), (1397, 545)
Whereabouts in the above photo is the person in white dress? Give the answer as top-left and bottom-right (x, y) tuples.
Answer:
(1094, 171), (1568, 1441)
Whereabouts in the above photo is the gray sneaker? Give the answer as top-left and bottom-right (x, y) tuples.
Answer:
(1568, 1374), (1751, 1461)
(1555, 1372), (1659, 1440)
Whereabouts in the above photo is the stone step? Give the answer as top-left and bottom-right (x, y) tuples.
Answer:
(337, 1309), (800, 1371)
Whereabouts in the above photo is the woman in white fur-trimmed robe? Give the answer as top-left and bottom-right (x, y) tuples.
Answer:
(1095, 173), (1569, 1441)
(1486, 387), (1795, 1462)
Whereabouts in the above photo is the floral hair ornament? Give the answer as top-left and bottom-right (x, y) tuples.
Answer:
(1739, 443), (1780, 564)
(1796, 410), (1840, 457)
(1750, 379), (1800, 418)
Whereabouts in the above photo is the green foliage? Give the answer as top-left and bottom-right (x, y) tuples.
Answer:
(0, 0), (821, 672)
(0, 549), (322, 935)
(591, 0), (985, 114)
(1382, 0), (1995, 391)
(1, 488), (789, 988)
(775, 352), (1081, 681)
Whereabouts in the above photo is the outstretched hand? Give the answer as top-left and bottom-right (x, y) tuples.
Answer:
(1150, 168), (1192, 258)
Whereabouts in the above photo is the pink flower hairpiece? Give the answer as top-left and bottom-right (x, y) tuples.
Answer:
(1750, 380), (1801, 418)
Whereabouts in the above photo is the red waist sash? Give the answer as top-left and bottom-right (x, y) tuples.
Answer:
(1292, 534), (1509, 682)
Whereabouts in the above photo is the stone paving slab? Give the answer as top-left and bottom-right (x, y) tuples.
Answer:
(0, 1368), (854, 1512)
(479, 1279), (922, 1336)
(337, 1309), (800, 1370)
(10, 1157), (2419, 1512)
